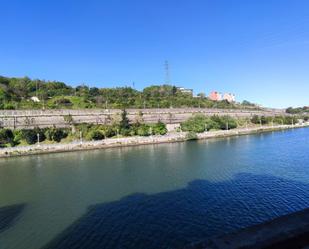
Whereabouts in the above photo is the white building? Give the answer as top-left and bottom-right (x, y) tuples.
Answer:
(223, 93), (236, 102)
(30, 96), (40, 102)
(177, 87), (193, 96)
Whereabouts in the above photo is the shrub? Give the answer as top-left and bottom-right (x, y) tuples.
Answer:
(136, 124), (150, 136)
(100, 125), (116, 138)
(260, 116), (269, 124)
(181, 114), (208, 133)
(54, 98), (73, 106)
(21, 129), (38, 144)
(283, 116), (298, 125)
(205, 118), (221, 130)
(87, 130), (104, 140)
(45, 128), (68, 142)
(0, 129), (14, 147)
(13, 130), (23, 146)
(152, 122), (167, 135)
(251, 115), (260, 124)
(186, 131), (198, 140)
(63, 114), (74, 125)
(210, 115), (237, 130)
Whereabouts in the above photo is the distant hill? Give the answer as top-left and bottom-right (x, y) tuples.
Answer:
(0, 75), (259, 110)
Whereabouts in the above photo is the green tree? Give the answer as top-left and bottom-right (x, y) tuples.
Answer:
(119, 109), (131, 135)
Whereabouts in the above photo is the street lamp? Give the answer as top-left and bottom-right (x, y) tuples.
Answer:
(79, 131), (83, 145)
(37, 133), (40, 146)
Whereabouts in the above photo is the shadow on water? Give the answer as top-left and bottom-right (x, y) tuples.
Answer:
(42, 173), (309, 249)
(0, 203), (26, 233)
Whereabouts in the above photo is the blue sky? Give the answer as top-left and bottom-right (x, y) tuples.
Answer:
(1, 0), (309, 108)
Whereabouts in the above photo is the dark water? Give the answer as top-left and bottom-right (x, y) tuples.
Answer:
(1, 128), (309, 249)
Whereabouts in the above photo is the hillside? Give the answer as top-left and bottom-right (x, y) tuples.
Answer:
(0, 76), (258, 110)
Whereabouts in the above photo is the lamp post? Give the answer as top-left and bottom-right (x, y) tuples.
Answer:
(37, 133), (40, 147)
(79, 131), (83, 145)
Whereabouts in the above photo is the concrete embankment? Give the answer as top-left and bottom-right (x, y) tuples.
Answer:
(186, 207), (309, 249)
(0, 124), (307, 158)
(0, 107), (287, 129)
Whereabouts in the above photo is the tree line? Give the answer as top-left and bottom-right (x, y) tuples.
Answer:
(180, 114), (303, 134)
(286, 106), (309, 114)
(0, 75), (256, 110)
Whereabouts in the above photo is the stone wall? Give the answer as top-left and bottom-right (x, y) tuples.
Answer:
(0, 108), (287, 129)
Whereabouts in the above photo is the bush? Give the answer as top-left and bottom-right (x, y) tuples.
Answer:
(0, 129), (14, 147)
(53, 98), (73, 106)
(136, 124), (151, 136)
(45, 128), (68, 142)
(13, 130), (23, 146)
(283, 116), (298, 125)
(152, 122), (167, 135)
(205, 118), (221, 130)
(186, 131), (198, 140)
(100, 125), (116, 138)
(251, 115), (260, 124)
(260, 116), (269, 125)
(3, 103), (15, 110)
(210, 115), (237, 130)
(181, 114), (208, 133)
(181, 114), (238, 132)
(21, 129), (38, 144)
(87, 129), (104, 140)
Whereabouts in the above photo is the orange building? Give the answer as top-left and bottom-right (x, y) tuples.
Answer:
(209, 91), (222, 101)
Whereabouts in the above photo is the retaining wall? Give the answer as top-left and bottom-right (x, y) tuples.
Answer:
(0, 108), (287, 129)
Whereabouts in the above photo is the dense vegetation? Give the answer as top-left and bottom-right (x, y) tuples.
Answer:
(180, 114), (305, 134)
(286, 106), (309, 114)
(0, 75), (256, 110)
(250, 115), (299, 125)
(180, 115), (238, 133)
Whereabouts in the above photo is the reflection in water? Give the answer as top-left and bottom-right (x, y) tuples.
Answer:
(0, 204), (26, 233)
(43, 173), (309, 249)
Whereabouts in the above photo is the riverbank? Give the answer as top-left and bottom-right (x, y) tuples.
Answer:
(0, 124), (308, 158)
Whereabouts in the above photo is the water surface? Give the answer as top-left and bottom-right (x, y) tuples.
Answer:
(1, 128), (309, 249)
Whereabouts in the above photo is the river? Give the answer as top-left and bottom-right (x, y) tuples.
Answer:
(1, 128), (309, 249)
